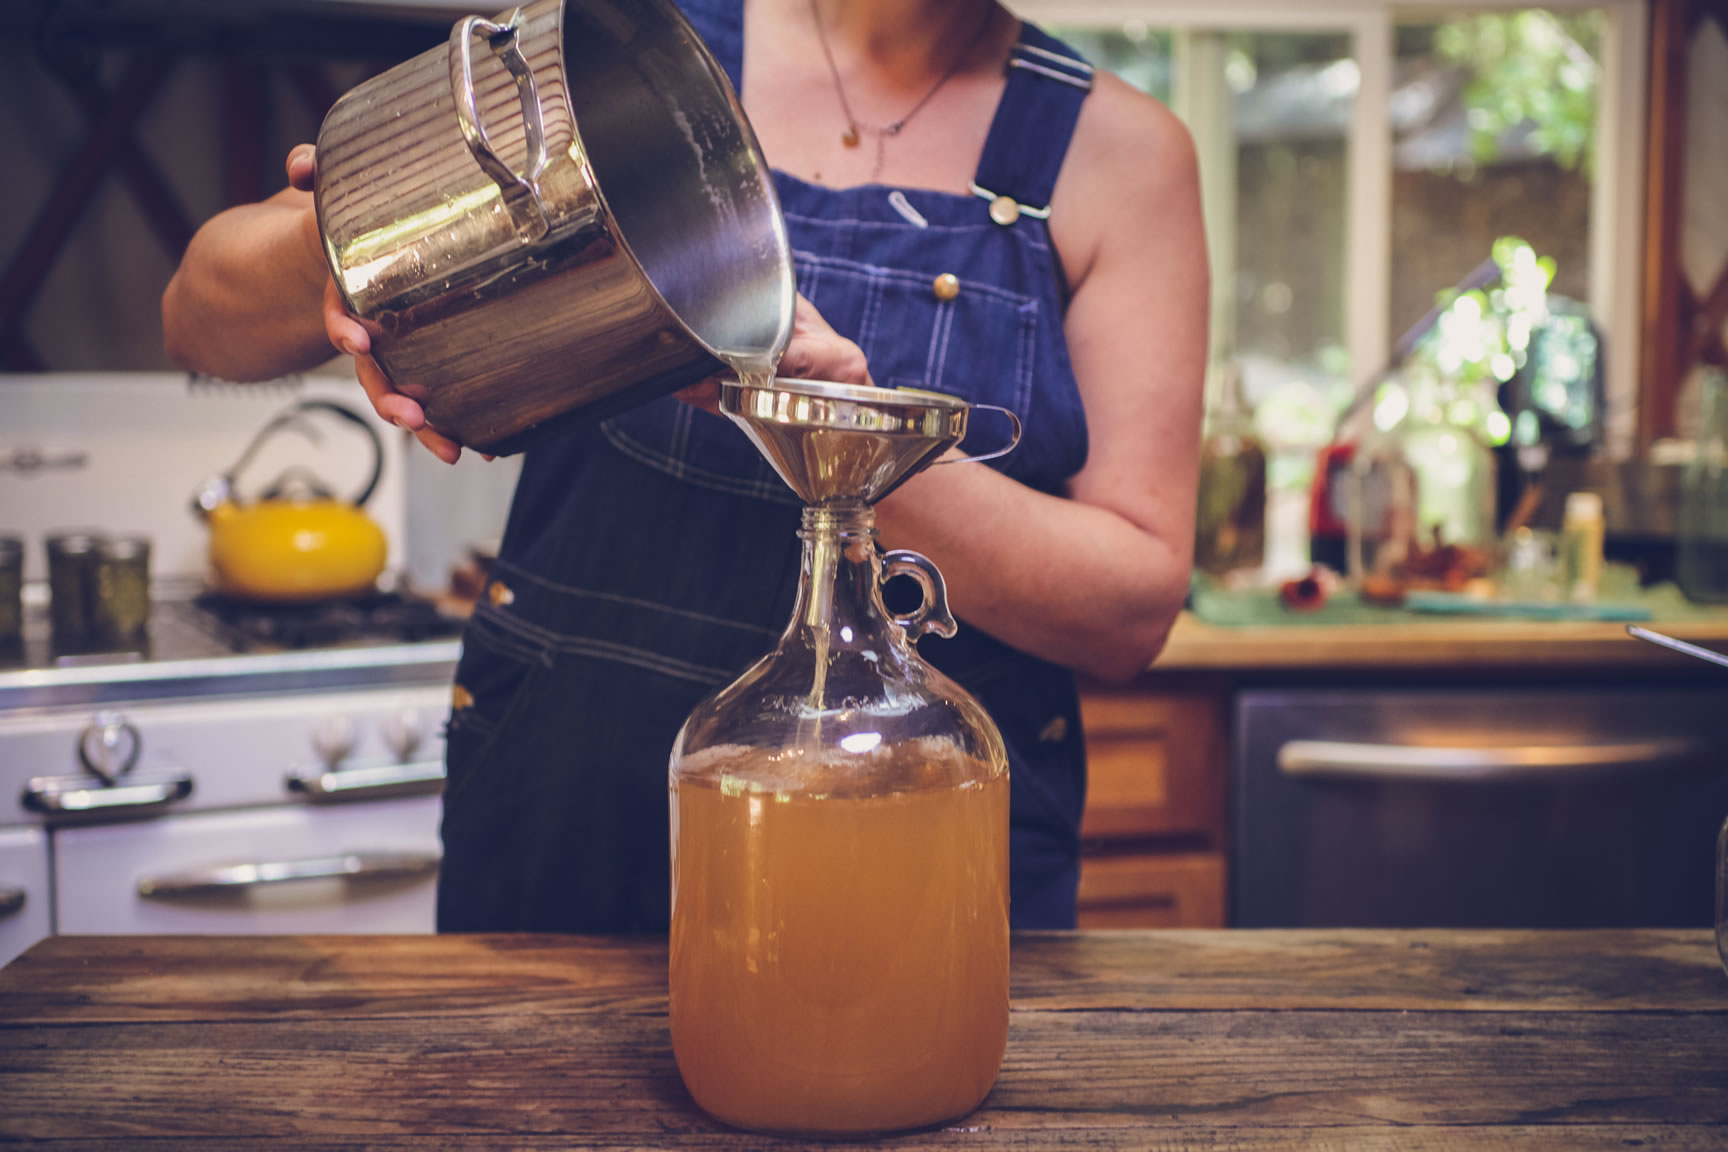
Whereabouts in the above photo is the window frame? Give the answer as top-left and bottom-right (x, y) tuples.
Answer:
(1019, 0), (1648, 457)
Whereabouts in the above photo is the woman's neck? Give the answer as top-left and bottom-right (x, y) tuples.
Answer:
(794, 0), (1000, 84)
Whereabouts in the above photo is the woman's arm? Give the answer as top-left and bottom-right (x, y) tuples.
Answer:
(875, 72), (1208, 683)
(160, 181), (331, 383)
(165, 147), (467, 463)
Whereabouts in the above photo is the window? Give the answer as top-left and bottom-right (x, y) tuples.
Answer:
(1024, 1), (1646, 574)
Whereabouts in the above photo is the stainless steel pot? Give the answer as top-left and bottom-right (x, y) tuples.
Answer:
(313, 0), (794, 455)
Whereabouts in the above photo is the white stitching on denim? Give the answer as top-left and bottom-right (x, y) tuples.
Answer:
(860, 269), (882, 350)
(1008, 58), (1095, 90)
(600, 423), (800, 503)
(784, 212), (1052, 253)
(670, 396), (693, 475)
(927, 294), (952, 390)
(795, 252), (1032, 307)
(1016, 304), (1036, 416)
(886, 190), (928, 227)
(545, 635), (737, 684)
(486, 560), (780, 635)
(475, 602), (744, 685)
(1016, 42), (1096, 75)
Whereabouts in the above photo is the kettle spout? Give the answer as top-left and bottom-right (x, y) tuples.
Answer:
(191, 474), (236, 521)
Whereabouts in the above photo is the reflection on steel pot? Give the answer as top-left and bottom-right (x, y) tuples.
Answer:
(313, 0), (794, 455)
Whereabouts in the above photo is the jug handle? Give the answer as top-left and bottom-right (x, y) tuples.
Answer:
(881, 551), (958, 641)
(450, 11), (552, 242)
(938, 404), (1022, 468)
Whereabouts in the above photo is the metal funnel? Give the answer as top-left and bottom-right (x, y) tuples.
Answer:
(721, 378), (971, 505)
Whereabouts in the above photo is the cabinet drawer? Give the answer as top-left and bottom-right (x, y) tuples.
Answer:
(1079, 687), (1226, 843)
(1076, 852), (1226, 928)
(55, 796), (441, 936)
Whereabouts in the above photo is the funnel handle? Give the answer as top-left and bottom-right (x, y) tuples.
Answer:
(939, 404), (1022, 467)
(881, 550), (958, 640)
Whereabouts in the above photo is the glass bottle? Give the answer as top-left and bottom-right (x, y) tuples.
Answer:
(1193, 362), (1267, 577)
(1678, 367), (1728, 604)
(1348, 367), (1497, 587)
(668, 380), (1012, 1138)
(1345, 376), (1420, 585)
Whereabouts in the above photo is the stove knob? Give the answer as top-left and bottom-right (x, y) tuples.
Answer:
(311, 716), (355, 768)
(78, 712), (141, 786)
(381, 709), (423, 764)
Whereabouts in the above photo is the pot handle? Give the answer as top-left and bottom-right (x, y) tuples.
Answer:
(450, 10), (552, 242)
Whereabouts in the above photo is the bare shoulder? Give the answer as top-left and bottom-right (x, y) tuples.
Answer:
(1051, 69), (1201, 285)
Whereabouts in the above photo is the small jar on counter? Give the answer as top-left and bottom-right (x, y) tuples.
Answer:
(93, 536), (151, 647)
(1560, 491), (1604, 602)
(46, 532), (102, 651)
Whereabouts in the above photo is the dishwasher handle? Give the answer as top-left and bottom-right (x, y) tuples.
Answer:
(138, 851), (440, 898)
(286, 760), (446, 803)
(1278, 738), (1702, 782)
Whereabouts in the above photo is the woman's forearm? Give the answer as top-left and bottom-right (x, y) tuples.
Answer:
(161, 188), (334, 381)
(874, 462), (1190, 683)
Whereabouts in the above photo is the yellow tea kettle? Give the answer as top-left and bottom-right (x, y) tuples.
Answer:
(191, 400), (388, 602)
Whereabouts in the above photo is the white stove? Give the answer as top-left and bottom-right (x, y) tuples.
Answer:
(0, 373), (464, 964)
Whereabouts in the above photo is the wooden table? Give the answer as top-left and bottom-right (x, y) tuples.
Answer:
(2, 931), (1725, 1149)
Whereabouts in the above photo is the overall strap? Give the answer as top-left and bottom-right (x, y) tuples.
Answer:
(971, 23), (1095, 223)
(679, 0), (746, 93)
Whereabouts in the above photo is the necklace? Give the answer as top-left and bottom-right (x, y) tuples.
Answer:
(810, 0), (995, 182)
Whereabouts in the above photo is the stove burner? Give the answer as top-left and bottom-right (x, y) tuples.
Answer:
(192, 592), (466, 651)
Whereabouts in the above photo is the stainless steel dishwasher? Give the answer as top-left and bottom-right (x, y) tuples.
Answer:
(1231, 686), (1728, 927)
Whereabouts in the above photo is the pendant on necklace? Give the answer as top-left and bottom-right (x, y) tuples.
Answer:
(841, 126), (861, 148)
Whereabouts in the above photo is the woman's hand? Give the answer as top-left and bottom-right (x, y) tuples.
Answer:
(673, 294), (872, 413)
(286, 145), (466, 465)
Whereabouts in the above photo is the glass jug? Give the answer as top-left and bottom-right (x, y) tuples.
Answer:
(668, 379), (1012, 1137)
(1348, 367), (1496, 588)
(1194, 362), (1267, 578)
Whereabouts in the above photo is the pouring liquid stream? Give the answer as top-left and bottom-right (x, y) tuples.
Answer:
(722, 354), (836, 750)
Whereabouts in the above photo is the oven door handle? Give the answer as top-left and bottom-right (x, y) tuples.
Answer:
(286, 760), (447, 802)
(137, 851), (440, 898)
(1278, 739), (1702, 782)
(23, 775), (194, 817)
(0, 888), (24, 919)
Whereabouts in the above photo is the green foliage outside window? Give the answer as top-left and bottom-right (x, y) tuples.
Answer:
(1430, 11), (1601, 174)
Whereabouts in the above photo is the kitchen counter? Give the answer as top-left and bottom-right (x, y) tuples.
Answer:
(1155, 609), (1728, 671)
(2, 930), (1724, 1148)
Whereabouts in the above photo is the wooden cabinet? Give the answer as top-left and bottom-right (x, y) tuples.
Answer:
(1074, 681), (1229, 928)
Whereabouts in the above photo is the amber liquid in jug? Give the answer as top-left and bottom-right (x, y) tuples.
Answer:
(671, 744), (1008, 1134)
(668, 378), (1014, 1137)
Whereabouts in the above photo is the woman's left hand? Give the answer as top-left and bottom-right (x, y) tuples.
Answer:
(674, 294), (871, 413)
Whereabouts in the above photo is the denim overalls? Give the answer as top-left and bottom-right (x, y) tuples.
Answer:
(438, 0), (1096, 933)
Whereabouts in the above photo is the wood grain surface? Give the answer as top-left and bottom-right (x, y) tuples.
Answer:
(2, 930), (1725, 1149)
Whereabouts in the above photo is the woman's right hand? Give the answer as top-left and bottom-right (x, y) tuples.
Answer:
(672, 294), (872, 414)
(286, 145), (466, 465)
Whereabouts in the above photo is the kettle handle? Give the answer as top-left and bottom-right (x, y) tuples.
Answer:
(224, 400), (385, 508)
